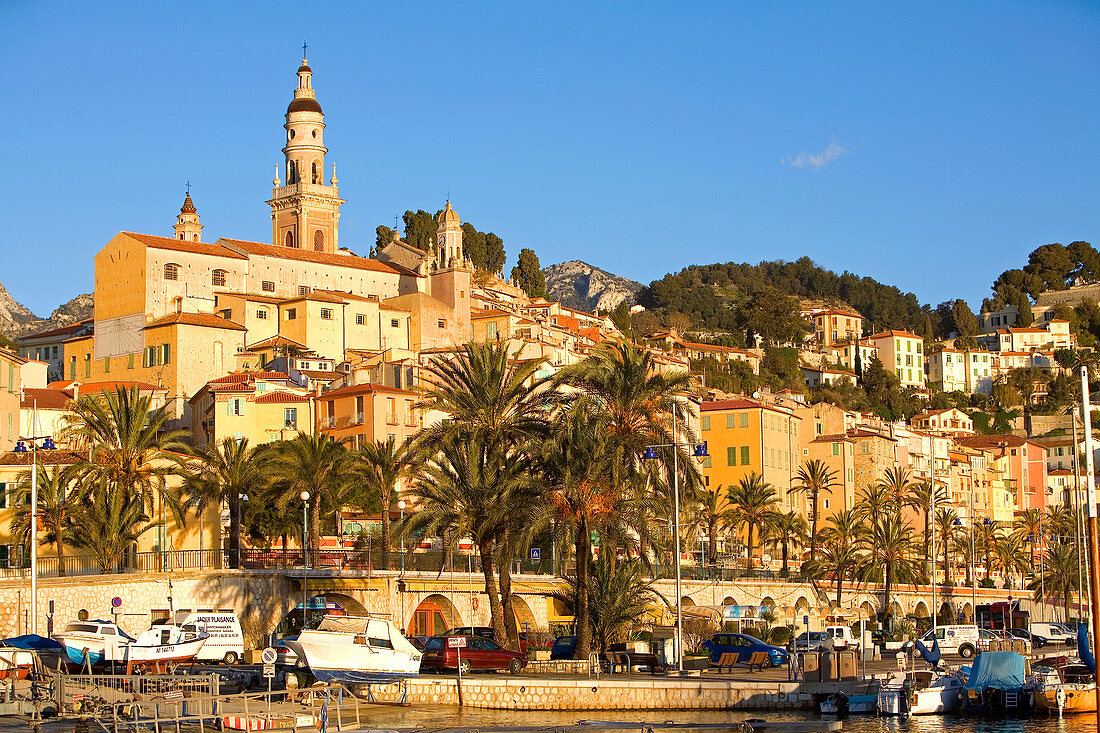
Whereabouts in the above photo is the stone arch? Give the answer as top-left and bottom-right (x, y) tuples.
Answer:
(859, 601), (876, 620)
(409, 593), (465, 637)
(320, 593), (368, 617)
(760, 596), (777, 609)
(913, 601), (930, 619)
(681, 596), (695, 607)
(285, 230), (295, 248)
(960, 602), (974, 623)
(939, 601), (955, 624)
(511, 596), (538, 632)
(722, 597), (736, 606)
(888, 601), (903, 619)
(312, 160), (322, 184)
(794, 596), (811, 612)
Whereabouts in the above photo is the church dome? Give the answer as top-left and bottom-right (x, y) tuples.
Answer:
(437, 200), (460, 224)
(180, 192), (196, 214)
(287, 97), (323, 114)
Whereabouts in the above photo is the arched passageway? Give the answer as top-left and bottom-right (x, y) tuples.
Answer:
(410, 594), (466, 637)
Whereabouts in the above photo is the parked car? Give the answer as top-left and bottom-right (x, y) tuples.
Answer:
(823, 625), (860, 651)
(979, 627), (1030, 654)
(420, 636), (526, 674)
(448, 626), (530, 654)
(1031, 622), (1077, 646)
(550, 635), (576, 660)
(902, 624), (980, 658)
(701, 633), (789, 668)
(794, 631), (829, 652)
(273, 634), (300, 667)
(1008, 627), (1047, 648)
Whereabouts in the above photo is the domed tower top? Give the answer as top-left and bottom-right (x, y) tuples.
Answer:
(173, 188), (202, 242)
(435, 200), (463, 268)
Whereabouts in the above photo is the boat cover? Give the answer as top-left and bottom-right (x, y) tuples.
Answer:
(964, 651), (1025, 691)
(914, 638), (942, 666)
(1078, 622), (1096, 674)
(0, 635), (63, 651)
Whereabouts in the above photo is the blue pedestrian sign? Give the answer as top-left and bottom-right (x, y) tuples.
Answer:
(530, 548), (541, 562)
(724, 605), (740, 620)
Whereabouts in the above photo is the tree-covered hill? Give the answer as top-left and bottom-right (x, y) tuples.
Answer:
(636, 256), (931, 334)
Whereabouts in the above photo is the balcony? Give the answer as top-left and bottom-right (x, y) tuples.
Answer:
(385, 413), (398, 426)
(405, 416), (418, 427)
(320, 416), (336, 429)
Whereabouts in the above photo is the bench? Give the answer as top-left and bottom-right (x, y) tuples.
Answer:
(605, 651), (664, 675)
(711, 651), (769, 673)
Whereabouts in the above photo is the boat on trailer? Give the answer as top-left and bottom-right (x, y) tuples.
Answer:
(282, 614), (421, 684)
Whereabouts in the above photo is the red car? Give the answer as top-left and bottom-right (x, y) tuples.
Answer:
(420, 636), (526, 674)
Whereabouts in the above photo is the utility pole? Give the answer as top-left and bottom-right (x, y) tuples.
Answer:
(1077, 366), (1100, 733)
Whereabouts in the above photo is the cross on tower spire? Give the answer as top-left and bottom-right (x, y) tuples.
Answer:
(302, 41), (308, 60)
(186, 180), (191, 195)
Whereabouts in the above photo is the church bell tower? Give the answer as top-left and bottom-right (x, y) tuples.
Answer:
(267, 52), (344, 252)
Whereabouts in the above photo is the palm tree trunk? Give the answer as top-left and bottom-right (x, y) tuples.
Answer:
(282, 530), (289, 568)
(836, 572), (843, 609)
(228, 492), (241, 569)
(478, 540), (506, 646)
(380, 498), (391, 571)
(923, 513), (931, 581)
(810, 494), (819, 564)
(747, 523), (755, 569)
(56, 536), (66, 578)
(883, 561), (893, 623)
(573, 520), (593, 660)
(499, 562), (521, 651)
(707, 516), (718, 566)
(942, 538), (950, 586)
(781, 535), (789, 573)
(309, 496), (322, 568)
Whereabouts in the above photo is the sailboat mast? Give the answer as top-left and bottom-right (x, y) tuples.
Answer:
(931, 434), (937, 638)
(1077, 365), (1100, 731)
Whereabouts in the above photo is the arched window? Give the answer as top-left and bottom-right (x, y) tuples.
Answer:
(164, 263), (180, 281)
(285, 231), (296, 248)
(314, 230), (324, 251)
(288, 161), (297, 184)
(211, 269), (227, 287)
(312, 161), (321, 184)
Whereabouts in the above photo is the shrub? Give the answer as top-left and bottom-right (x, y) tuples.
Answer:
(769, 626), (793, 646)
(980, 577), (996, 589)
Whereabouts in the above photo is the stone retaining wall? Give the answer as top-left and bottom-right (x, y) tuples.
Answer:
(378, 677), (828, 710)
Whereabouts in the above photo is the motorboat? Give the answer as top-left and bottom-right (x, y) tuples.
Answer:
(819, 691), (876, 714)
(876, 672), (910, 715)
(122, 624), (209, 673)
(907, 670), (966, 714)
(0, 634), (65, 677)
(1033, 624), (1097, 715)
(53, 620), (135, 667)
(282, 614), (421, 684)
(963, 650), (1033, 714)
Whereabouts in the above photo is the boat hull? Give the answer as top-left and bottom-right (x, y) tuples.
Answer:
(1036, 686), (1097, 714)
(819, 693), (876, 714)
(285, 632), (420, 685)
(910, 686), (965, 715)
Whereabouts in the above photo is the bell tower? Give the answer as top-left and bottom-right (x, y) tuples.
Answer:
(267, 52), (344, 252)
(173, 189), (203, 242)
(435, 201), (463, 268)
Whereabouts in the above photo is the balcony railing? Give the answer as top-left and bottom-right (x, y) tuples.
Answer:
(385, 413), (398, 426)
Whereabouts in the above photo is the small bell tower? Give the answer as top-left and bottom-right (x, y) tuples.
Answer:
(173, 187), (203, 242)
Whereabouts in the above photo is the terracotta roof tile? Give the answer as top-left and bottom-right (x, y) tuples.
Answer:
(124, 232), (247, 260)
(144, 312), (247, 331)
(21, 318), (94, 341)
(20, 388), (73, 410)
(78, 380), (165, 393)
(254, 392), (310, 404)
(0, 449), (86, 467)
(320, 382), (416, 398)
(210, 371), (291, 384)
(219, 238), (399, 274)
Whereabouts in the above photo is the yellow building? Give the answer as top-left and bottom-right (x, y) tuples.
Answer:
(699, 398), (802, 513)
(811, 309), (864, 347)
(867, 329), (925, 389)
(0, 350), (23, 451)
(189, 372), (313, 449)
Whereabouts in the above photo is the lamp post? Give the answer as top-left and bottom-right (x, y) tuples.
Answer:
(397, 500), (406, 575)
(642, 436), (708, 673)
(300, 490), (310, 628)
(237, 494), (248, 569)
(14, 401), (54, 636)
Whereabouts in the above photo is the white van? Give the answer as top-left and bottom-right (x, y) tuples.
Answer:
(173, 609), (245, 664)
(1031, 622), (1077, 646)
(903, 624), (980, 658)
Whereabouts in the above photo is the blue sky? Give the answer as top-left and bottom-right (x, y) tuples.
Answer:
(1, 1), (1097, 315)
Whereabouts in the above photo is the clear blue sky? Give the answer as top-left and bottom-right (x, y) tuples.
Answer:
(2, 1), (1097, 315)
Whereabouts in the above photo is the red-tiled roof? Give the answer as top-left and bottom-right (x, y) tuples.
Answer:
(868, 329), (921, 340)
(320, 382), (415, 398)
(48, 380), (80, 390)
(245, 335), (308, 351)
(78, 381), (165, 393)
(281, 290), (348, 305)
(21, 318), (94, 340)
(20, 388), (73, 410)
(701, 398), (761, 411)
(299, 370), (341, 380)
(144, 312), (247, 331)
(214, 291), (284, 304)
(123, 232), (248, 260)
(956, 434), (1028, 449)
(255, 392), (309, 404)
(210, 371), (291, 384)
(471, 309), (513, 319)
(219, 238), (399, 274)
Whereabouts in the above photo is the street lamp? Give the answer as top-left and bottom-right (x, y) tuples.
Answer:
(237, 494), (248, 569)
(397, 500), (406, 576)
(642, 437), (708, 673)
(12, 424), (54, 636)
(300, 490), (310, 628)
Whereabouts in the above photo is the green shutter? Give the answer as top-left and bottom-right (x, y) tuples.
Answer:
(701, 415), (711, 431)
(741, 446), (750, 465)
(727, 446), (736, 466)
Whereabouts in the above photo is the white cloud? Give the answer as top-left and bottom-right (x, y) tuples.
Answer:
(783, 140), (849, 170)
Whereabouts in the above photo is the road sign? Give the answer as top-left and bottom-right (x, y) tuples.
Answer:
(260, 647), (278, 665)
(724, 605), (740, 620)
(111, 597), (123, 609)
(803, 615), (809, 626)
(448, 636), (467, 648)
(163, 689), (184, 702)
(530, 547), (541, 562)
(898, 653), (907, 669)
(263, 663), (276, 679)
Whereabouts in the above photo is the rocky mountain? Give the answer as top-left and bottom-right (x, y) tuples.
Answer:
(0, 285), (94, 341)
(542, 260), (641, 313)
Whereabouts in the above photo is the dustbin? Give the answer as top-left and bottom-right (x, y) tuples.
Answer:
(801, 651), (821, 681)
(838, 650), (858, 680)
(820, 651), (838, 681)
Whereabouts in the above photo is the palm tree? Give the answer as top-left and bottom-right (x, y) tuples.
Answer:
(9, 465), (76, 576)
(405, 435), (540, 647)
(266, 432), (349, 565)
(726, 473), (779, 569)
(1029, 542), (1079, 620)
(804, 509), (863, 608)
(975, 521), (1001, 582)
(790, 460), (837, 565)
(559, 554), (668, 656)
(1047, 505), (1078, 544)
(693, 486), (730, 567)
(59, 385), (186, 527)
(768, 511), (809, 575)
(181, 437), (270, 568)
(1013, 508), (1043, 573)
(855, 481), (893, 526)
(911, 481), (948, 581)
(934, 507), (960, 584)
(350, 437), (417, 571)
(68, 479), (155, 572)
(955, 524), (979, 587)
(995, 533), (1029, 589)
(875, 466), (920, 514)
(857, 514), (921, 622)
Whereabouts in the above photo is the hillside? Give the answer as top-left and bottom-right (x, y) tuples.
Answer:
(637, 257), (930, 334)
(0, 285), (94, 341)
(542, 260), (641, 312)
